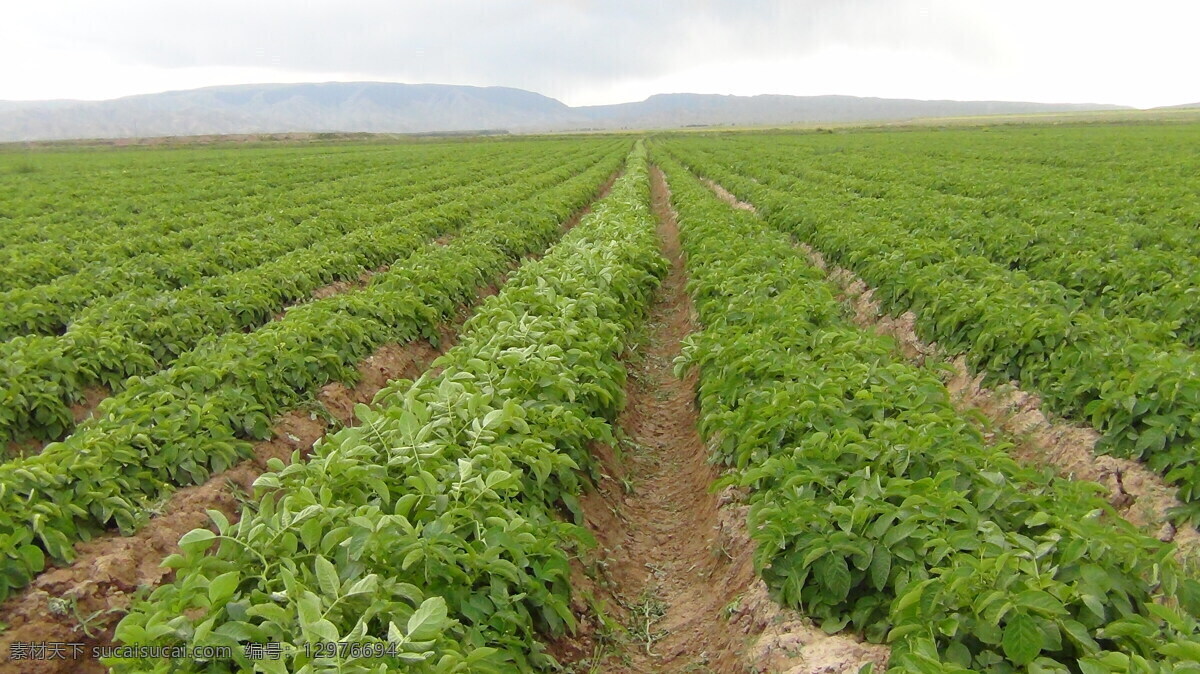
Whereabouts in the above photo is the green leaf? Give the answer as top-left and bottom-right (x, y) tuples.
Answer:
(1060, 619), (1101, 654)
(816, 554), (852, 603)
(1160, 639), (1200, 660)
(485, 470), (513, 489)
(1134, 427), (1166, 454)
(406, 596), (448, 642)
(869, 548), (891, 591)
(311, 618), (339, 643)
(314, 555), (340, 598)
(345, 574), (378, 597)
(1002, 612), (1042, 666)
(17, 545), (45, 573)
(297, 591), (322, 630)
(208, 571), (240, 604)
(481, 408), (504, 430)
(402, 547), (423, 570)
(1080, 593), (1107, 620)
(1016, 590), (1066, 616)
(206, 509), (231, 534)
(178, 528), (217, 554)
(113, 621), (149, 646)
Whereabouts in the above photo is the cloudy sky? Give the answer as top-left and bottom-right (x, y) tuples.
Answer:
(1, 0), (1195, 108)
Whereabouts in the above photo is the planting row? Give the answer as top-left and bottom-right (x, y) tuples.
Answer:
(666, 139), (1200, 522)
(0, 143), (515, 292)
(0, 142), (595, 338)
(107, 145), (666, 672)
(712, 125), (1200, 250)
(0, 148), (626, 603)
(0, 144), (616, 445)
(680, 135), (1200, 346)
(660, 154), (1200, 672)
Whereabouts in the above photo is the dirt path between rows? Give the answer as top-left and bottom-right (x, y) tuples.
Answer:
(698, 177), (1200, 559)
(0, 169), (624, 674)
(552, 167), (885, 673)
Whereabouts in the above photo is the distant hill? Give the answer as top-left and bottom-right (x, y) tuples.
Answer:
(0, 82), (1130, 141)
(1154, 102), (1200, 110)
(577, 93), (1127, 129)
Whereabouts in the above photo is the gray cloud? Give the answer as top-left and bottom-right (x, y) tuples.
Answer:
(28, 1), (999, 98)
(3, 0), (1195, 107)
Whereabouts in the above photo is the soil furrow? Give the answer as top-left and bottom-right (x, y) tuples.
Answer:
(699, 177), (1200, 559)
(555, 167), (884, 673)
(273, 264), (389, 320)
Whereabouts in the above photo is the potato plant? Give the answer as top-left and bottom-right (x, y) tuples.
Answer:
(658, 152), (1200, 673)
(0, 144), (626, 603)
(0, 143), (612, 445)
(110, 145), (666, 672)
(665, 130), (1200, 523)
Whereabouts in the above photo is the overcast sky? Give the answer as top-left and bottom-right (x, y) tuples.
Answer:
(1, 0), (1195, 108)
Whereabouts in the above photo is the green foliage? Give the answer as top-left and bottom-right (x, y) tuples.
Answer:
(664, 126), (1200, 524)
(109, 144), (666, 671)
(655, 150), (1200, 673)
(0, 141), (628, 603)
(0, 141), (618, 445)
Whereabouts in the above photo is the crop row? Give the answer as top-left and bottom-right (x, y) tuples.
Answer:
(107, 144), (666, 672)
(666, 140), (1200, 522)
(684, 137), (1200, 346)
(0, 144), (614, 445)
(0, 142), (592, 338)
(793, 138), (1200, 254)
(1, 153), (389, 294)
(658, 153), (1200, 672)
(0, 148), (626, 603)
(0, 143), (517, 292)
(745, 125), (1200, 239)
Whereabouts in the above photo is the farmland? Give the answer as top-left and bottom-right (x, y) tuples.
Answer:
(1, 122), (1200, 673)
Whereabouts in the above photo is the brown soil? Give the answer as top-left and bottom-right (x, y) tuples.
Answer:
(274, 265), (388, 320)
(551, 167), (886, 673)
(699, 177), (1198, 559)
(0, 165), (624, 674)
(702, 179), (757, 213)
(2, 437), (43, 461)
(69, 387), (110, 425)
(310, 266), (384, 301)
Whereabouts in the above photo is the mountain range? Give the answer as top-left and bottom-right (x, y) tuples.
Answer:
(0, 82), (1133, 142)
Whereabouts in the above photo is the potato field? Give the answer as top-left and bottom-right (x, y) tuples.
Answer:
(2, 123), (1200, 673)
